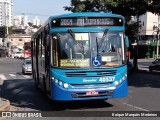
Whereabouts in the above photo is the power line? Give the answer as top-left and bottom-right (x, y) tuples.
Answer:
(13, 12), (50, 17)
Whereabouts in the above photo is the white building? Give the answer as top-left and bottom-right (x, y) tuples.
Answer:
(132, 12), (160, 58)
(0, 0), (13, 26)
(13, 15), (29, 28)
(33, 16), (41, 26)
(139, 12), (160, 37)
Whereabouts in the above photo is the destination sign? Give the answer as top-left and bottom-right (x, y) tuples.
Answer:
(60, 59), (90, 67)
(52, 17), (123, 27)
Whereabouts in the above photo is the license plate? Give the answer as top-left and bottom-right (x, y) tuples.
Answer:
(86, 90), (99, 96)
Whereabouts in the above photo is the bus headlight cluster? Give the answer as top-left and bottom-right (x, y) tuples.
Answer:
(114, 74), (127, 86)
(51, 77), (69, 89)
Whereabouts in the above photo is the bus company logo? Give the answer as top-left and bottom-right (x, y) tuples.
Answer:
(2, 112), (12, 117)
(2, 112), (42, 118)
(83, 79), (97, 83)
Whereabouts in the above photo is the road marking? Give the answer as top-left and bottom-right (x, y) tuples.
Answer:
(22, 75), (31, 79)
(122, 102), (150, 111)
(0, 74), (7, 80)
(9, 74), (16, 77)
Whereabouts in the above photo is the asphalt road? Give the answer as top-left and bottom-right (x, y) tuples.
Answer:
(0, 58), (24, 74)
(0, 58), (160, 120)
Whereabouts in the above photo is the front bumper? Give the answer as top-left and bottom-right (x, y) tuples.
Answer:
(51, 80), (128, 101)
(24, 69), (32, 74)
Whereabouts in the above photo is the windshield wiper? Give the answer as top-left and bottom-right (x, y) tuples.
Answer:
(96, 29), (109, 56)
(98, 29), (109, 50)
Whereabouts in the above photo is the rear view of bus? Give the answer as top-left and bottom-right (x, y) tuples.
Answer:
(31, 12), (128, 101)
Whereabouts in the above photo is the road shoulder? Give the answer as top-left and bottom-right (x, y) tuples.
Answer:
(0, 98), (10, 111)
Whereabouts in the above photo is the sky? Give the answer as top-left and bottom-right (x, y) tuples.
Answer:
(12, 0), (71, 23)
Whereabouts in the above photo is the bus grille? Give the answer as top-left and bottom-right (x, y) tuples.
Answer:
(71, 82), (112, 87)
(65, 70), (117, 77)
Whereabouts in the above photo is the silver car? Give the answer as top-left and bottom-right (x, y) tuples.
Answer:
(22, 58), (32, 74)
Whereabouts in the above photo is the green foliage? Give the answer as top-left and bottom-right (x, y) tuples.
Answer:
(2, 26), (15, 35)
(148, 0), (160, 15)
(28, 22), (33, 27)
(8, 26), (15, 34)
(32, 25), (39, 29)
(125, 23), (139, 44)
(28, 22), (40, 29)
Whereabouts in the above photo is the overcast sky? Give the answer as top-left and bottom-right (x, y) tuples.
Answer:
(12, 0), (71, 23)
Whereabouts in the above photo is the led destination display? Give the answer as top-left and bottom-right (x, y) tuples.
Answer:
(52, 17), (123, 27)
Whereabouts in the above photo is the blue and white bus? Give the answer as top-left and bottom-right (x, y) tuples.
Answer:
(31, 12), (129, 101)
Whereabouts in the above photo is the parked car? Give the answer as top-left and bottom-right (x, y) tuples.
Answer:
(13, 52), (24, 58)
(149, 58), (160, 72)
(127, 60), (133, 73)
(22, 58), (32, 74)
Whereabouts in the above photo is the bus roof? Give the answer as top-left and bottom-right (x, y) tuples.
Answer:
(43, 12), (125, 28)
(49, 12), (124, 20)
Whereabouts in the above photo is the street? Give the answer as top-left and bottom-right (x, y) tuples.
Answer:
(0, 58), (160, 119)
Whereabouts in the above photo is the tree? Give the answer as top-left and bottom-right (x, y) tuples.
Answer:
(8, 26), (15, 35)
(148, 0), (160, 15)
(28, 22), (33, 27)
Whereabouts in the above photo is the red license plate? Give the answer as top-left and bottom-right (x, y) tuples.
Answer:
(86, 90), (99, 96)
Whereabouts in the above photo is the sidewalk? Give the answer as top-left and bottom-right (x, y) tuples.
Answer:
(0, 98), (10, 111)
(0, 78), (10, 111)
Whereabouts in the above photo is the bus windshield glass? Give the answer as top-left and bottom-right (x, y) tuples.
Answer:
(52, 31), (126, 68)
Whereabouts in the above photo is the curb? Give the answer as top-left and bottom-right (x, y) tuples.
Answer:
(0, 77), (10, 112)
(0, 98), (10, 111)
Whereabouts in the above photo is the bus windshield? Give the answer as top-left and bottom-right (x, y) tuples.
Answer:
(51, 31), (126, 68)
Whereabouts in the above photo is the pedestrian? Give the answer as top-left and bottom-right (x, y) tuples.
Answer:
(6, 51), (8, 58)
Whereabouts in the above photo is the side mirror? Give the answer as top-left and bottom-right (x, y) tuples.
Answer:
(125, 36), (129, 48)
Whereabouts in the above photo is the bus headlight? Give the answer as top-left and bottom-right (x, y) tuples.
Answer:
(119, 79), (122, 84)
(63, 83), (69, 88)
(58, 81), (63, 86)
(114, 81), (119, 86)
(52, 77), (69, 88)
(55, 79), (58, 83)
(122, 76), (126, 80)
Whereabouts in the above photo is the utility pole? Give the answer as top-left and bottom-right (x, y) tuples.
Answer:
(133, 15), (139, 70)
(156, 15), (160, 58)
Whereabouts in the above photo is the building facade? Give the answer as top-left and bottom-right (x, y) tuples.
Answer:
(8, 34), (31, 46)
(8, 34), (31, 56)
(33, 16), (41, 26)
(134, 12), (160, 58)
(13, 15), (29, 28)
(0, 0), (13, 26)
